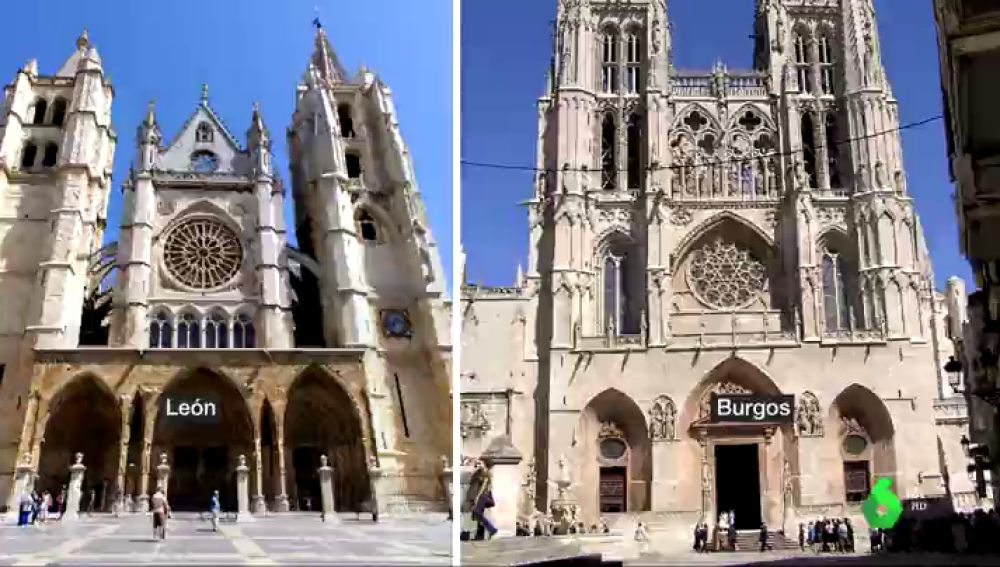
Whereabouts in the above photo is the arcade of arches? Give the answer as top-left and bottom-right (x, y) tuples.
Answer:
(15, 357), (378, 513)
(568, 359), (901, 531)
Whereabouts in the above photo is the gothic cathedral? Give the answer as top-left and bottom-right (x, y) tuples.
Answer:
(461, 0), (976, 544)
(0, 27), (451, 515)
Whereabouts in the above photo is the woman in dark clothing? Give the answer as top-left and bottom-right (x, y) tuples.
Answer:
(465, 458), (497, 540)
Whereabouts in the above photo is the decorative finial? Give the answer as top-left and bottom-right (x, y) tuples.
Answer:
(200, 83), (209, 104)
(76, 29), (90, 51)
(252, 101), (260, 114)
(313, 6), (322, 30)
(144, 100), (156, 123)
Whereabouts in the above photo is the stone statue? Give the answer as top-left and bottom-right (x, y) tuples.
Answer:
(159, 452), (168, 466)
(74, 452), (84, 465)
(664, 402), (676, 440)
(320, 454), (329, 468)
(649, 396), (677, 441)
(796, 392), (823, 437)
(649, 403), (665, 440)
(238, 454), (247, 468)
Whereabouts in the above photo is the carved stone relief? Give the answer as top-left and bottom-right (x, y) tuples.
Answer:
(795, 391), (824, 437)
(698, 382), (753, 420)
(460, 401), (491, 439)
(648, 395), (677, 441)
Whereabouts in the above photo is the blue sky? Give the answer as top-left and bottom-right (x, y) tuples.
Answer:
(0, 0), (453, 286)
(461, 0), (973, 291)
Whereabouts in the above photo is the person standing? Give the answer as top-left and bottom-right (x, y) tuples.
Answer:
(465, 458), (497, 540)
(150, 488), (170, 540)
(798, 522), (805, 551)
(759, 522), (771, 552)
(728, 519), (738, 551)
(86, 488), (96, 516)
(208, 490), (221, 532)
(17, 491), (32, 526)
(634, 521), (650, 556)
(38, 491), (50, 524)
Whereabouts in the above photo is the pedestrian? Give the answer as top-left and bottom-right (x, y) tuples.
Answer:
(29, 491), (39, 524)
(728, 519), (738, 551)
(86, 488), (96, 516)
(823, 519), (834, 552)
(634, 521), (650, 555)
(56, 487), (66, 519)
(759, 522), (771, 552)
(844, 518), (854, 552)
(837, 519), (848, 552)
(692, 522), (701, 551)
(38, 491), (50, 524)
(465, 458), (497, 540)
(150, 488), (170, 540)
(797, 522), (805, 550)
(208, 489), (221, 532)
(17, 491), (32, 526)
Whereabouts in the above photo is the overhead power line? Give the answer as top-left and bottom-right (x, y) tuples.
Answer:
(461, 114), (943, 174)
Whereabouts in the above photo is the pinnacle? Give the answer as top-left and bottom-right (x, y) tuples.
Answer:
(76, 28), (90, 51)
(200, 83), (209, 104)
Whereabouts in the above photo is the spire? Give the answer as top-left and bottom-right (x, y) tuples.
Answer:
(310, 19), (348, 84)
(76, 29), (90, 51)
(248, 102), (269, 141)
(138, 100), (160, 144)
(200, 83), (209, 105)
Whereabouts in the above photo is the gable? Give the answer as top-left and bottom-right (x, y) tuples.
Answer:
(159, 104), (247, 175)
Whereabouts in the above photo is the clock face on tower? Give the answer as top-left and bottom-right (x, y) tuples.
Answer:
(381, 310), (412, 338)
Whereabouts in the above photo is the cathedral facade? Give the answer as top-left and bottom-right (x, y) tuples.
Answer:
(0, 27), (451, 514)
(461, 0), (977, 544)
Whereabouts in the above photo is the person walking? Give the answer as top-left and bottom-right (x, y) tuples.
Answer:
(17, 491), (33, 526)
(208, 490), (221, 532)
(465, 458), (497, 540)
(38, 491), (50, 524)
(728, 519), (738, 551)
(759, 522), (771, 552)
(634, 521), (650, 556)
(150, 488), (170, 541)
(798, 522), (805, 551)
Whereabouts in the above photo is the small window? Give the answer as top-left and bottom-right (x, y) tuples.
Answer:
(205, 313), (228, 348)
(600, 438), (627, 460)
(32, 98), (47, 125)
(191, 150), (219, 173)
(21, 143), (37, 169)
(42, 143), (58, 168)
(843, 435), (868, 456)
(149, 312), (173, 348)
(196, 122), (213, 143)
(337, 104), (355, 138)
(358, 210), (378, 242)
(843, 461), (870, 502)
(233, 314), (255, 348)
(51, 98), (68, 127)
(345, 153), (362, 179)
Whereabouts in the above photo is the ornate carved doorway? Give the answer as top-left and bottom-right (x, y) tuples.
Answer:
(714, 444), (762, 530)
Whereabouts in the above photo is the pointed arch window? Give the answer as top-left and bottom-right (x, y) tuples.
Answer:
(800, 113), (817, 188)
(624, 29), (642, 94)
(345, 152), (362, 179)
(818, 34), (835, 95)
(205, 312), (228, 348)
(601, 239), (640, 335)
(626, 113), (642, 190)
(601, 29), (619, 93)
(337, 104), (355, 138)
(32, 98), (47, 125)
(20, 142), (37, 169)
(233, 314), (255, 348)
(177, 313), (201, 348)
(149, 311), (173, 348)
(822, 246), (860, 332)
(42, 143), (58, 168)
(825, 112), (842, 188)
(793, 32), (811, 93)
(196, 122), (213, 143)
(601, 113), (617, 190)
(357, 209), (378, 242)
(51, 98), (67, 127)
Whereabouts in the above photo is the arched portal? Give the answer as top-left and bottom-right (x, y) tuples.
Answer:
(37, 374), (120, 510)
(152, 368), (253, 511)
(284, 367), (370, 512)
(681, 358), (792, 530)
(575, 388), (651, 520)
(829, 384), (896, 504)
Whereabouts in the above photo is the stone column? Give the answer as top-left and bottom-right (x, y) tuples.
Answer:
(318, 455), (338, 524)
(274, 410), (289, 512)
(4, 454), (37, 522)
(482, 437), (523, 537)
(137, 390), (159, 512)
(235, 454), (253, 522)
(252, 437), (266, 515)
(155, 453), (170, 496)
(115, 393), (133, 508)
(63, 453), (86, 523)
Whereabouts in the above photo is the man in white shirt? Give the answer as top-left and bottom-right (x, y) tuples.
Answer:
(150, 489), (170, 541)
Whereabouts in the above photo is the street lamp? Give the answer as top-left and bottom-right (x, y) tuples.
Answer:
(945, 356), (964, 392)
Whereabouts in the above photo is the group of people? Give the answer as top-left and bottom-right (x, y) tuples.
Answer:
(690, 513), (775, 553)
(878, 509), (1000, 554)
(15, 489), (58, 526)
(797, 517), (855, 553)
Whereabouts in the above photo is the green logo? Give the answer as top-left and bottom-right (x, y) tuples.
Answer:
(862, 477), (902, 529)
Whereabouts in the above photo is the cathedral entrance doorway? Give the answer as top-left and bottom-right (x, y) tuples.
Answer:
(153, 368), (253, 511)
(36, 374), (121, 510)
(599, 466), (627, 513)
(714, 443), (761, 530)
(283, 367), (370, 512)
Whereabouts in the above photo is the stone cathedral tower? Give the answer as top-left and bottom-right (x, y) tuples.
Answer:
(461, 0), (976, 545)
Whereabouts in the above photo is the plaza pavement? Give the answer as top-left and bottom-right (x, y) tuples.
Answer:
(0, 512), (452, 565)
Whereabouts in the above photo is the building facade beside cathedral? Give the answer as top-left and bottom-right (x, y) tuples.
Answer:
(461, 0), (981, 544)
(0, 27), (451, 515)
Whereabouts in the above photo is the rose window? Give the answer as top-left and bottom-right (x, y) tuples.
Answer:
(163, 218), (242, 290)
(688, 239), (767, 309)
